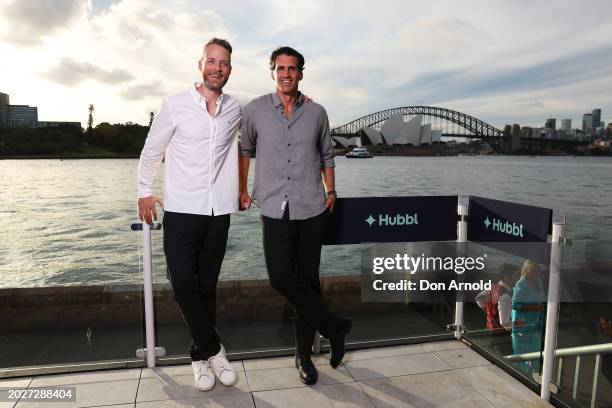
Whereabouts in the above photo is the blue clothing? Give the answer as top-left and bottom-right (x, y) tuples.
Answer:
(511, 277), (545, 333)
(511, 277), (545, 374)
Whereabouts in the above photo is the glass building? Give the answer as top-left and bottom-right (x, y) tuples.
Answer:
(6, 104), (38, 128)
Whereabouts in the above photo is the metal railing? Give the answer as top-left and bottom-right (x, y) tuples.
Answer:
(505, 343), (612, 408)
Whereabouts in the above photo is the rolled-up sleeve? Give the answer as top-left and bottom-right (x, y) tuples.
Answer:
(137, 98), (174, 198)
(239, 107), (256, 157)
(318, 109), (335, 168)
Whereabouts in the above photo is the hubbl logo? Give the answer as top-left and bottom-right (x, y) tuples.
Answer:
(365, 213), (419, 227)
(483, 216), (524, 237)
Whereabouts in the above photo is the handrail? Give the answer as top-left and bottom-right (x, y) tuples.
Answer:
(504, 342), (612, 361)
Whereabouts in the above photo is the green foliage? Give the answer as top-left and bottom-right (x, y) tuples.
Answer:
(0, 122), (149, 157)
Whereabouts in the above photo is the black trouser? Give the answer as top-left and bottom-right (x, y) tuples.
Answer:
(163, 211), (230, 361)
(262, 208), (339, 355)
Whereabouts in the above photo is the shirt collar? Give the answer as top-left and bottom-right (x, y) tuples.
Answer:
(499, 281), (512, 291)
(191, 83), (225, 105)
(272, 91), (303, 110)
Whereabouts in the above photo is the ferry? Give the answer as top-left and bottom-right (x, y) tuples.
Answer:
(345, 146), (373, 158)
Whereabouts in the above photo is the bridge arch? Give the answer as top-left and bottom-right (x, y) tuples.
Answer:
(331, 106), (502, 138)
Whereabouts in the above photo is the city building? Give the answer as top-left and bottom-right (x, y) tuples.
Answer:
(592, 108), (601, 130)
(561, 119), (571, 133)
(6, 105), (38, 128)
(582, 113), (593, 132)
(545, 118), (556, 130)
(38, 121), (82, 129)
(0, 92), (9, 128)
(1, 91), (81, 130)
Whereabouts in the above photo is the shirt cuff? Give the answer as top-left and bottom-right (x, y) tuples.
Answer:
(238, 147), (252, 157)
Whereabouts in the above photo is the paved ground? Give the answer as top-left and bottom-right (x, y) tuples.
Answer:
(0, 340), (552, 408)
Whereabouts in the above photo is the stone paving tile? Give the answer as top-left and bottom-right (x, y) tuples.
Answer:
(342, 344), (428, 363)
(0, 378), (32, 408)
(433, 348), (492, 369)
(137, 365), (249, 402)
(456, 365), (553, 408)
(422, 340), (468, 352)
(245, 365), (354, 392)
(136, 393), (254, 407)
(16, 369), (140, 408)
(253, 382), (374, 408)
(344, 351), (451, 381)
(243, 355), (329, 371)
(359, 370), (495, 407)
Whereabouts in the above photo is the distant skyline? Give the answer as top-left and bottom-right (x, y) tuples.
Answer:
(1, 0), (611, 129)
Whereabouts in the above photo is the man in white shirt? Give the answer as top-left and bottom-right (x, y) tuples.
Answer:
(137, 38), (240, 392)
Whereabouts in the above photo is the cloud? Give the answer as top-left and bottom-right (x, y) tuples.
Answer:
(42, 58), (134, 85)
(0, 0), (89, 46)
(120, 82), (167, 100)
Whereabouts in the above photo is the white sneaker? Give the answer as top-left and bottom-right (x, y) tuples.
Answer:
(191, 360), (215, 391)
(208, 346), (237, 386)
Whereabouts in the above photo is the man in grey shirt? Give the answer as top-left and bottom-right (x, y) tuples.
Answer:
(238, 46), (351, 385)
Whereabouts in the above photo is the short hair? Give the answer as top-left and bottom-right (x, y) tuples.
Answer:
(200, 38), (232, 62)
(498, 263), (520, 280)
(521, 260), (541, 278)
(269, 46), (305, 72)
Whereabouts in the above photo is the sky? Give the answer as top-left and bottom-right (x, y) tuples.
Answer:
(1, 0), (611, 129)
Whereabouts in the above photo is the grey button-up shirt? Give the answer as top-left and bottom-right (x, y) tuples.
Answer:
(239, 93), (335, 220)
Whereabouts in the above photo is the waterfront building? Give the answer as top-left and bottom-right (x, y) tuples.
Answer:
(6, 105), (38, 128)
(0, 92), (9, 128)
(332, 136), (358, 148)
(361, 126), (383, 145)
(431, 129), (442, 143)
(582, 113), (592, 132)
(511, 124), (521, 151)
(592, 108), (601, 130)
(561, 119), (571, 133)
(38, 121), (82, 129)
(419, 123), (432, 145)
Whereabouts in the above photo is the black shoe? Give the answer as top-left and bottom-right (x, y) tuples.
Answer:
(330, 317), (352, 368)
(295, 354), (318, 385)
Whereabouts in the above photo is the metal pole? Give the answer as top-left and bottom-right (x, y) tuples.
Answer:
(454, 203), (468, 339)
(142, 222), (157, 368)
(540, 222), (564, 401)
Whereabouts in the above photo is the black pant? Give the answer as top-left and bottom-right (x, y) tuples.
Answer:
(262, 208), (339, 355)
(163, 211), (230, 361)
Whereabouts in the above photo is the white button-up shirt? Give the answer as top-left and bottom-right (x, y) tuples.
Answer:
(138, 85), (242, 215)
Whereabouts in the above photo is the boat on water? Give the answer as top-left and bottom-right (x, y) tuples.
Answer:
(345, 146), (373, 158)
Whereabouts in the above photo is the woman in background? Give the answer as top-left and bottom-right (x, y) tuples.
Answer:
(512, 260), (546, 375)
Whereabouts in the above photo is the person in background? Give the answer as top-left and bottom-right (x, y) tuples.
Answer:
(475, 263), (521, 334)
(511, 260), (546, 374)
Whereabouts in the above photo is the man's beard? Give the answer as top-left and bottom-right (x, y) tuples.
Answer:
(203, 73), (227, 91)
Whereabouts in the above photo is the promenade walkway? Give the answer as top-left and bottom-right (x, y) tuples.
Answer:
(0, 340), (552, 407)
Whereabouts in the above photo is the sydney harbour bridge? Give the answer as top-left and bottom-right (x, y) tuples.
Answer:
(332, 106), (502, 139)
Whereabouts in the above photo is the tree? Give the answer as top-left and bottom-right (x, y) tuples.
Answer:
(87, 104), (94, 133)
(149, 111), (154, 128)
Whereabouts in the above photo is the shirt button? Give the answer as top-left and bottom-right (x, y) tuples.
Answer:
(285, 195), (288, 198)
(288, 125), (291, 129)
(288, 159), (290, 163)
(288, 143), (291, 146)
(287, 177), (290, 180)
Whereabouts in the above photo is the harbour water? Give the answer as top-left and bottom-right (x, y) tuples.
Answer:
(1, 155), (611, 288)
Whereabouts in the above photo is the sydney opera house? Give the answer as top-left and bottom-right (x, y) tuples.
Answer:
(333, 114), (442, 148)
